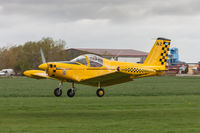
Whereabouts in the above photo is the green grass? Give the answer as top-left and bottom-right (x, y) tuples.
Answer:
(1, 76), (200, 133)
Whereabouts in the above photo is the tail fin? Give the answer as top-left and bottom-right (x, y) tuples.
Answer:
(144, 37), (171, 66)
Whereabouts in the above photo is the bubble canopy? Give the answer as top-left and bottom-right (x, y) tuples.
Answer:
(71, 54), (103, 67)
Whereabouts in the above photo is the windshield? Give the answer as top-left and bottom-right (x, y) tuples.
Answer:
(86, 54), (103, 67)
(71, 54), (104, 67)
(71, 56), (88, 66)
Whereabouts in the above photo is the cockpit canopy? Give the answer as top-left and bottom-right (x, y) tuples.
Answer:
(71, 55), (88, 66)
(71, 54), (103, 67)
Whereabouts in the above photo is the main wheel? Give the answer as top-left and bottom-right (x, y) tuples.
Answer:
(96, 88), (104, 97)
(67, 89), (75, 97)
(54, 88), (62, 97)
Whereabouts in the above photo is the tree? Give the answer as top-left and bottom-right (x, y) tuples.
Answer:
(0, 37), (68, 75)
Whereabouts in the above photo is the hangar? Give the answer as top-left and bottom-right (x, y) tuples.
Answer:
(66, 48), (148, 63)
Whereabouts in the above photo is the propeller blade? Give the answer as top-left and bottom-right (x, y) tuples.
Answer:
(40, 48), (46, 64)
(39, 48), (49, 76)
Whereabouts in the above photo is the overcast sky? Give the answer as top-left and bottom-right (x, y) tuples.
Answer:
(0, 0), (200, 62)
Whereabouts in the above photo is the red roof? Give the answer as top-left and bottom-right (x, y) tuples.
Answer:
(68, 48), (148, 57)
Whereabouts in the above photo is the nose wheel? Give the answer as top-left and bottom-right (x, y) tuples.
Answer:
(54, 81), (63, 97)
(54, 88), (62, 97)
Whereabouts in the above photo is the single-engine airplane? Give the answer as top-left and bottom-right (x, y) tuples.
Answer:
(24, 37), (171, 97)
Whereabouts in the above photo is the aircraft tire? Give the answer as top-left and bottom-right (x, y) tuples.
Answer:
(96, 88), (104, 97)
(54, 88), (62, 97)
(67, 89), (75, 97)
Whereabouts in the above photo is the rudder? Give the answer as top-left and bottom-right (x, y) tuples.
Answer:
(144, 37), (171, 66)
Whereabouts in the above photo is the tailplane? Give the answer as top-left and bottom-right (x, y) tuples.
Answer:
(144, 37), (171, 66)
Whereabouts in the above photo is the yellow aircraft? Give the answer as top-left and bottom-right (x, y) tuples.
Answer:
(24, 37), (171, 97)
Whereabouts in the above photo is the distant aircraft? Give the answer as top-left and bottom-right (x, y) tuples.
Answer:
(24, 37), (171, 97)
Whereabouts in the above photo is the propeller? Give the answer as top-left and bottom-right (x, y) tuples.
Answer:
(39, 48), (48, 71)
(40, 48), (46, 64)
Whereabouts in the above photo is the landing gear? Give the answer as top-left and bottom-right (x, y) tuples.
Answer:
(54, 81), (63, 97)
(54, 88), (62, 97)
(96, 82), (104, 97)
(54, 81), (105, 98)
(67, 82), (75, 98)
(67, 89), (75, 97)
(96, 88), (104, 97)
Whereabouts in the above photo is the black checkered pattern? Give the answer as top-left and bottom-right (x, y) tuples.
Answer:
(125, 67), (144, 73)
(48, 64), (57, 77)
(159, 42), (170, 65)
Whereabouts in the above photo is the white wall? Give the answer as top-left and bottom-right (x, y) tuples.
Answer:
(117, 57), (142, 63)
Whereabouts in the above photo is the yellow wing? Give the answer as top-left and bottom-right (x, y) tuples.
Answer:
(80, 65), (159, 87)
(80, 70), (133, 87)
(24, 70), (52, 79)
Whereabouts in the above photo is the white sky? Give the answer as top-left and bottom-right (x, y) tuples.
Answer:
(0, 0), (200, 62)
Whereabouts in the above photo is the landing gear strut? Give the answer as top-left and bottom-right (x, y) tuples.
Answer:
(96, 82), (104, 97)
(54, 81), (63, 97)
(67, 82), (75, 97)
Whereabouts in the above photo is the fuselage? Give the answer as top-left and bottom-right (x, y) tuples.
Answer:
(23, 37), (171, 97)
(24, 38), (171, 87)
(37, 54), (163, 86)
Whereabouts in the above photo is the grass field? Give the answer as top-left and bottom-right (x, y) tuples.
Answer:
(1, 76), (200, 133)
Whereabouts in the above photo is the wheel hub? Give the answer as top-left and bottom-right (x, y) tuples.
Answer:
(99, 90), (103, 96)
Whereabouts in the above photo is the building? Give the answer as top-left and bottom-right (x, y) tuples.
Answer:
(168, 47), (179, 65)
(66, 48), (148, 63)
